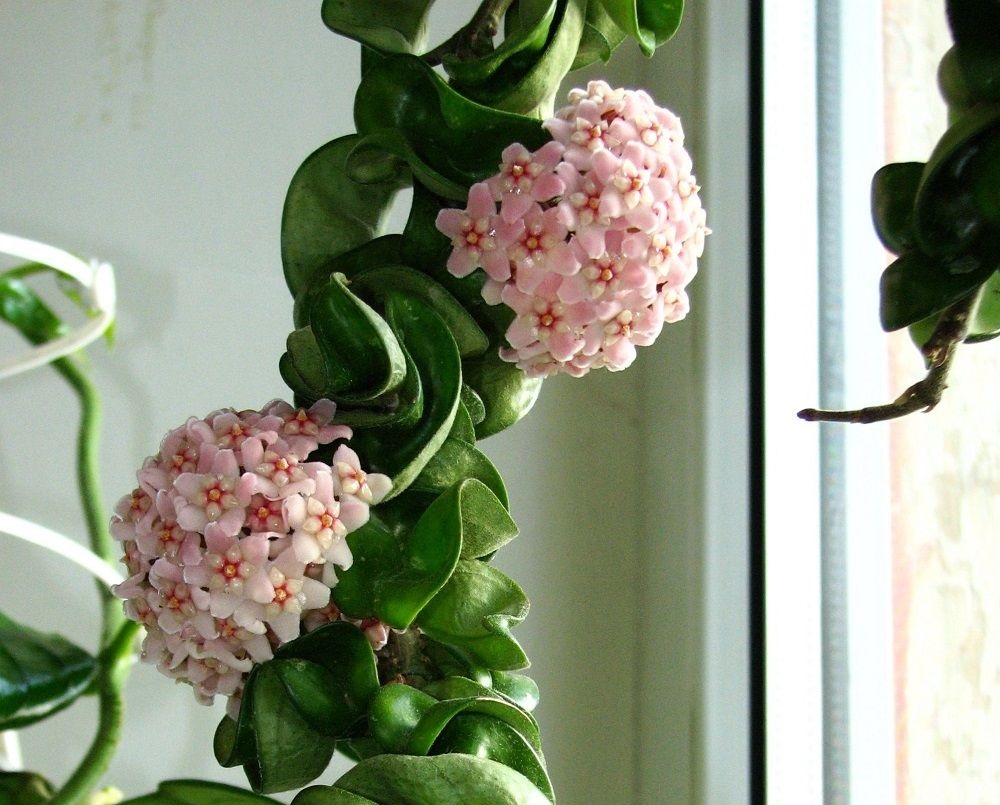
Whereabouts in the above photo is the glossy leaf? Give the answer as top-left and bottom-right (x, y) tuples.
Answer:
(354, 54), (549, 195)
(333, 483), (463, 628)
(572, 0), (627, 70)
(349, 293), (461, 496)
(909, 269), (1000, 349)
(602, 0), (684, 56)
(870, 161), (923, 255)
(321, 0), (436, 54)
(411, 436), (509, 505)
(368, 682), (438, 753)
(490, 671), (540, 713)
(0, 609), (97, 730)
(879, 251), (993, 331)
(914, 105), (1000, 260)
(244, 663), (337, 793)
(350, 265), (489, 358)
(305, 273), (407, 401)
(460, 384), (486, 425)
(405, 696), (541, 756)
(446, 0), (586, 116)
(282, 135), (408, 297)
(274, 621), (381, 735)
(348, 130), (468, 200)
(418, 560), (530, 670)
(292, 754), (551, 805)
(121, 779), (278, 804)
(0, 771), (54, 804)
(432, 714), (553, 802)
(462, 353), (544, 439)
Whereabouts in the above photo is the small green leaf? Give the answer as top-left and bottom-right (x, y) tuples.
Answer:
(572, 1), (627, 70)
(0, 609), (97, 730)
(368, 682), (438, 753)
(879, 251), (993, 331)
(333, 483), (464, 629)
(411, 436), (509, 506)
(462, 353), (544, 439)
(120, 779), (279, 804)
(292, 754), (551, 805)
(909, 269), (1000, 349)
(490, 671), (540, 713)
(418, 561), (530, 670)
(0, 276), (67, 346)
(282, 135), (408, 297)
(405, 696), (542, 756)
(870, 162), (924, 255)
(0, 771), (54, 804)
(602, 0), (684, 56)
(321, 0), (436, 54)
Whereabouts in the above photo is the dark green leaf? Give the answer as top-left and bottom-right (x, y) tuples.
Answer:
(946, 0), (1000, 104)
(602, 0), (684, 56)
(418, 561), (530, 670)
(462, 353), (544, 439)
(350, 265), (489, 358)
(572, 0), (627, 70)
(410, 436), (508, 506)
(121, 779), (278, 804)
(0, 771), (54, 804)
(282, 135), (408, 297)
(354, 55), (549, 196)
(349, 293), (462, 497)
(879, 251), (993, 331)
(321, 0), (436, 54)
(292, 754), (550, 804)
(306, 274), (407, 401)
(490, 671), (540, 713)
(368, 682), (438, 753)
(914, 105), (1000, 260)
(245, 663), (337, 793)
(431, 714), (553, 802)
(405, 697), (541, 756)
(909, 269), (1000, 349)
(333, 482), (463, 628)
(460, 384), (486, 425)
(870, 162), (924, 255)
(0, 609), (97, 730)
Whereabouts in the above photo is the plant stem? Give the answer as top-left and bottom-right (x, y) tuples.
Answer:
(48, 355), (135, 804)
(424, 0), (516, 64)
(798, 290), (979, 424)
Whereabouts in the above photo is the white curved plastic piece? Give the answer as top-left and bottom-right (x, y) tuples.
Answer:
(0, 233), (116, 380)
(0, 511), (124, 588)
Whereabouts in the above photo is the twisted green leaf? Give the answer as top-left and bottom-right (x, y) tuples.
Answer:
(602, 0), (684, 57)
(321, 0), (437, 55)
(121, 779), (278, 804)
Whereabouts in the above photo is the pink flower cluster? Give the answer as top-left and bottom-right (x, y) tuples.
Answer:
(111, 399), (391, 716)
(436, 81), (708, 377)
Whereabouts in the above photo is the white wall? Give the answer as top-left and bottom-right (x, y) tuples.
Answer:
(0, 3), (749, 802)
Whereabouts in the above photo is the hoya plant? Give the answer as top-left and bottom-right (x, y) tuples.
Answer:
(0, 2), (705, 802)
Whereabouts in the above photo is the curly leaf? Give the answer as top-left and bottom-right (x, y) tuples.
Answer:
(443, 1), (556, 87)
(405, 697), (541, 756)
(350, 264), (489, 358)
(354, 54), (549, 196)
(282, 135), (408, 297)
(304, 273), (408, 402)
(490, 671), (540, 713)
(292, 754), (550, 805)
(244, 663), (337, 793)
(418, 560), (530, 670)
(0, 609), (97, 730)
(871, 161), (924, 255)
(572, 0), (627, 70)
(910, 269), (1000, 349)
(411, 437), (509, 505)
(368, 683), (438, 754)
(321, 0), (436, 54)
(879, 251), (993, 331)
(602, 0), (684, 56)
(333, 482), (464, 628)
(450, 0), (587, 116)
(349, 293), (461, 496)
(914, 105), (1000, 261)
(120, 779), (279, 804)
(431, 714), (553, 802)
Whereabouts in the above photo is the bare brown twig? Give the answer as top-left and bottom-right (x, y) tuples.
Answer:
(797, 289), (981, 424)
